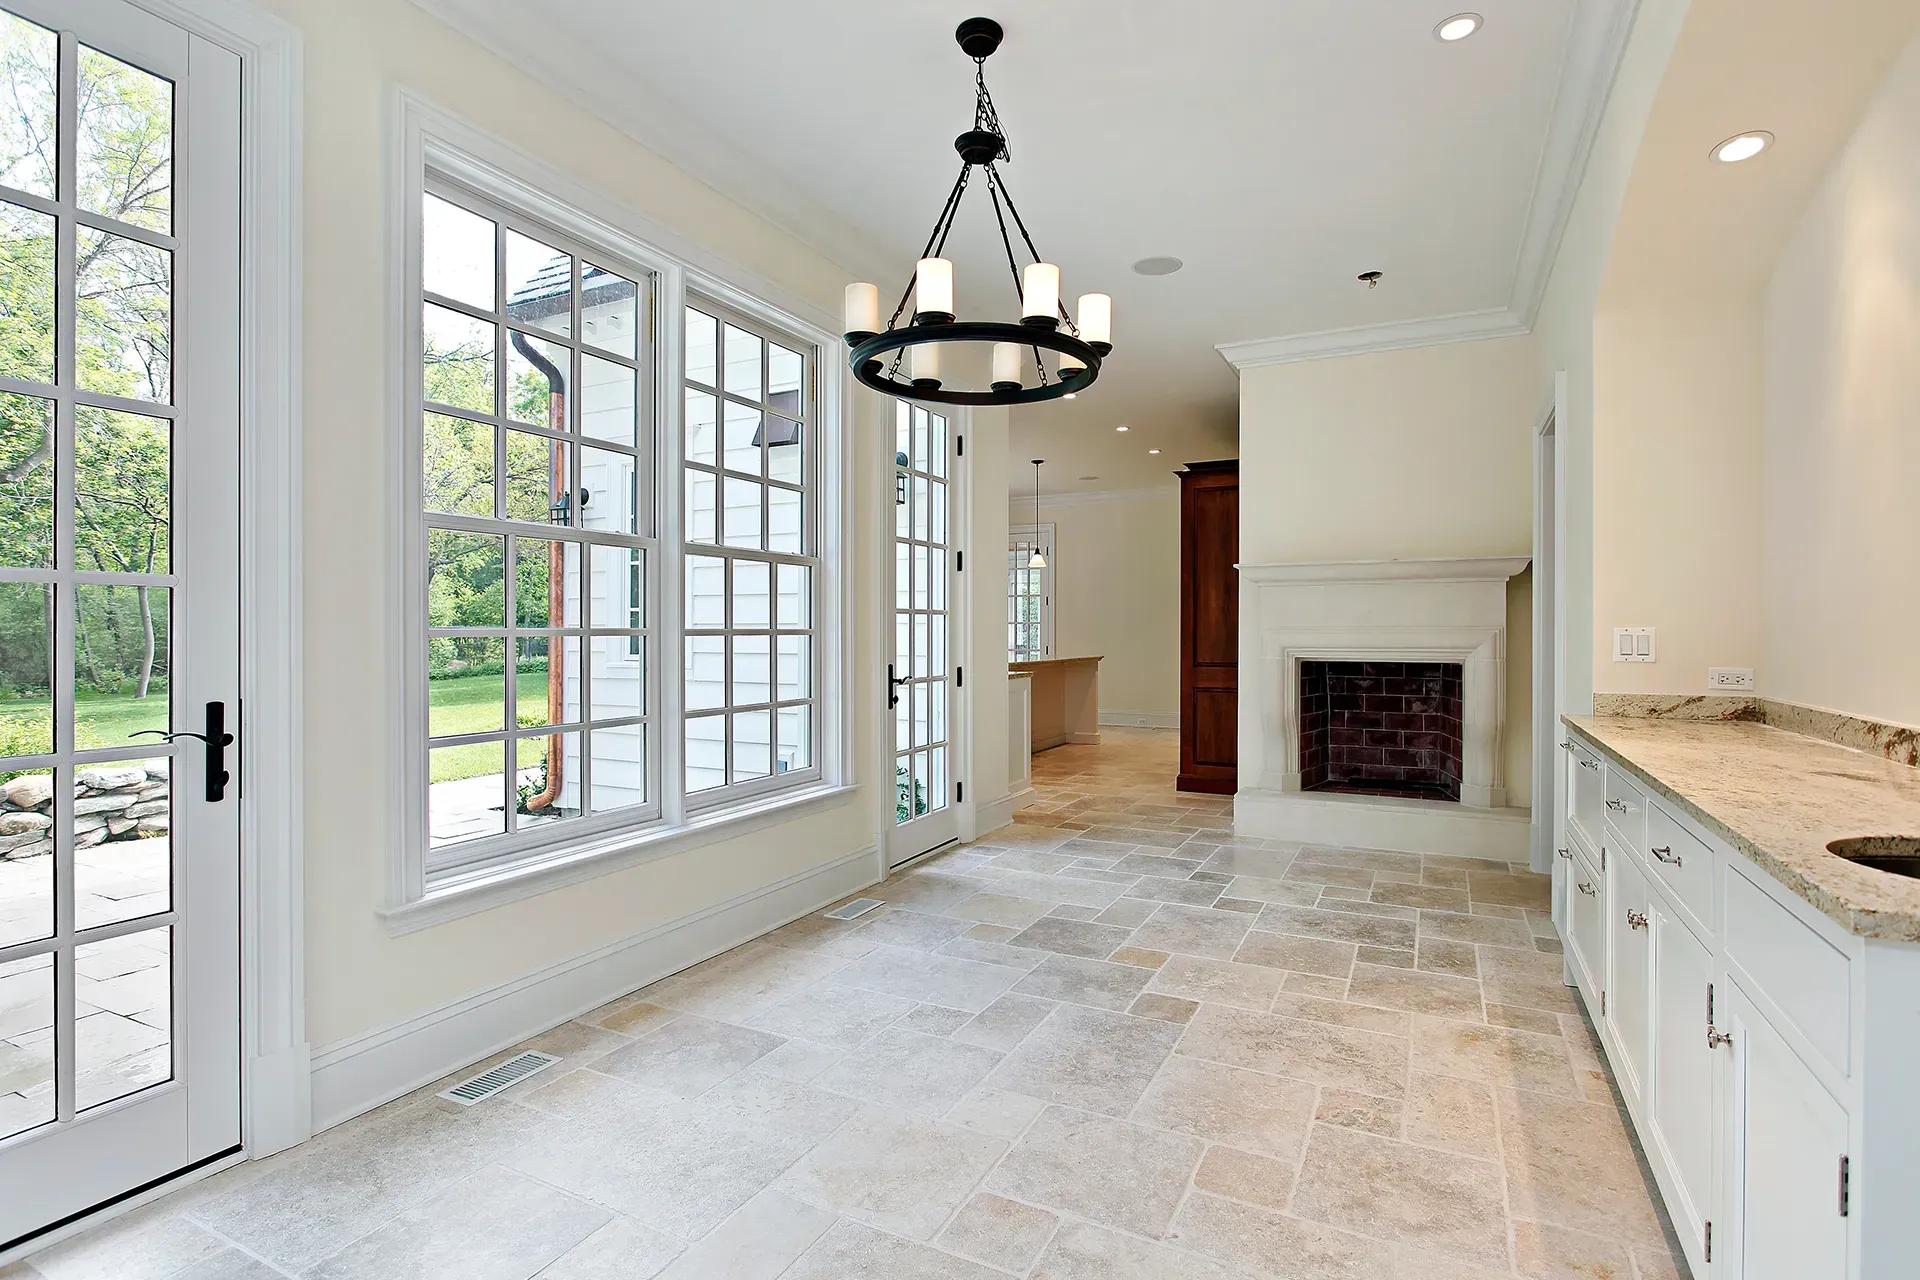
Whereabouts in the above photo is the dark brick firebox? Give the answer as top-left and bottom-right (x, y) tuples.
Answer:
(1299, 660), (1463, 801)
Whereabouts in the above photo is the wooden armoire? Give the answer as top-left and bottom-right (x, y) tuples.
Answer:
(1178, 460), (1238, 793)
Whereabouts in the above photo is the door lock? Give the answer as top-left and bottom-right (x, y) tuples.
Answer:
(886, 663), (911, 710)
(1707, 1026), (1734, 1049)
(132, 701), (235, 802)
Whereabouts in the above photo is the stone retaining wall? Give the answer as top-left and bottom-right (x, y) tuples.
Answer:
(0, 761), (170, 862)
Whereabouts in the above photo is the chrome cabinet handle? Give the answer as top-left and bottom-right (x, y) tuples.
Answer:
(1606, 798), (1629, 812)
(1556, 847), (1572, 861)
(1626, 909), (1648, 931)
(1576, 880), (1596, 896)
(1651, 845), (1682, 868)
(1559, 741), (1576, 752)
(1707, 1026), (1733, 1049)
(1579, 759), (1600, 770)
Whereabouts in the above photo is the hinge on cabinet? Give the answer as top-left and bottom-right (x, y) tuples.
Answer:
(956, 781), (964, 803)
(1601, 846), (1608, 871)
(956, 550), (964, 571)
(1601, 990), (1607, 1016)
(1839, 1154), (1850, 1217)
(957, 435), (964, 456)
(648, 287), (656, 344)
(956, 666), (964, 689)
(1704, 1221), (1712, 1263)
(1707, 981), (1715, 1024)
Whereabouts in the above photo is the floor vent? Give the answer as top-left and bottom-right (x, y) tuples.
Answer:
(823, 897), (885, 921)
(437, 1051), (560, 1105)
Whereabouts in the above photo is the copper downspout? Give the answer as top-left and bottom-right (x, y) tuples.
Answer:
(512, 329), (568, 813)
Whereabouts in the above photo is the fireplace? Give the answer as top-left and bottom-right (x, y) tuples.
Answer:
(1299, 661), (1463, 801)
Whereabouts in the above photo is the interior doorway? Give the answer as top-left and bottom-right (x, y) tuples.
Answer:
(887, 401), (959, 867)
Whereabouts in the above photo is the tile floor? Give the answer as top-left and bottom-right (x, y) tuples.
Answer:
(3, 729), (1688, 1279)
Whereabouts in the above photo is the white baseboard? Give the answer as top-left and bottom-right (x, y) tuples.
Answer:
(1009, 784), (1037, 812)
(1235, 789), (1531, 859)
(307, 845), (878, 1133)
(1033, 731), (1102, 751)
(1097, 710), (1180, 730)
(246, 1042), (313, 1158)
(975, 792), (1016, 837)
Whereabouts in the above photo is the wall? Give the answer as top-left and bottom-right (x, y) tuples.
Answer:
(1024, 490), (1181, 725)
(1763, 29), (1920, 726)
(1236, 336), (1539, 808)
(257, 0), (965, 1066)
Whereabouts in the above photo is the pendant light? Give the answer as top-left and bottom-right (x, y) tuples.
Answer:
(1028, 460), (1047, 568)
(843, 17), (1112, 406)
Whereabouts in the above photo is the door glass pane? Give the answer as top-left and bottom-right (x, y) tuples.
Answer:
(77, 45), (173, 234)
(74, 584), (168, 746)
(0, 582), (51, 754)
(504, 230), (570, 340)
(0, 767), (51, 948)
(430, 741), (505, 847)
(75, 405), (170, 574)
(0, 11), (56, 201)
(0, 203), (55, 384)
(74, 925), (172, 1111)
(73, 756), (170, 930)
(0, 394), (53, 568)
(0, 952), (53, 1139)
(77, 230), (172, 403)
(422, 193), (494, 311)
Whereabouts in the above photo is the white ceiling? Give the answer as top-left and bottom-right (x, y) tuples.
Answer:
(417, 0), (1633, 495)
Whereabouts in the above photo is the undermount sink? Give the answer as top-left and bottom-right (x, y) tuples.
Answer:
(1826, 836), (1920, 879)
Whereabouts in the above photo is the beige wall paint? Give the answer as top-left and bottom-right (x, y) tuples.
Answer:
(259, 0), (985, 1051)
(1763, 28), (1920, 726)
(968, 407), (1013, 807)
(1235, 335), (1539, 809)
(1591, 297), (1764, 694)
(1025, 492), (1182, 722)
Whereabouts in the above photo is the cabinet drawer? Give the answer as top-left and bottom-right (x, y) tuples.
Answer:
(1725, 868), (1851, 1076)
(1603, 765), (1646, 852)
(1565, 843), (1606, 1007)
(1569, 738), (1605, 849)
(1645, 801), (1715, 936)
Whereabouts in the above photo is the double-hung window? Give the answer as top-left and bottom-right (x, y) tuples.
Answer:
(410, 167), (824, 891)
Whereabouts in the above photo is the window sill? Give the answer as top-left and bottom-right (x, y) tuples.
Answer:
(380, 782), (860, 936)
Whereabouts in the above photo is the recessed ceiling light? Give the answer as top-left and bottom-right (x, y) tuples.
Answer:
(1064, 392), (1076, 399)
(1132, 256), (1183, 276)
(1148, 448), (1161, 455)
(1435, 12), (1482, 41)
(1711, 131), (1773, 163)
(1115, 425), (1129, 432)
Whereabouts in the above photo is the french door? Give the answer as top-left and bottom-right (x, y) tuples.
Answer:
(888, 401), (957, 866)
(0, 0), (241, 1250)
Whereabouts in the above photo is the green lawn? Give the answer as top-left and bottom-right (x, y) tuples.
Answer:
(0, 673), (550, 785)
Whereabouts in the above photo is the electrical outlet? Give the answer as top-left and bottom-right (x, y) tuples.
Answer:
(1612, 627), (1656, 663)
(1708, 667), (1755, 692)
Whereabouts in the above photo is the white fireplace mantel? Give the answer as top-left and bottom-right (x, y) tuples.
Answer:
(1235, 556), (1532, 856)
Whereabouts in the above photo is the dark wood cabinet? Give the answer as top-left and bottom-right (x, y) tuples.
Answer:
(1179, 460), (1238, 794)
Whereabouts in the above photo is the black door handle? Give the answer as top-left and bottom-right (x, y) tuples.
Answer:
(887, 663), (911, 709)
(131, 701), (234, 801)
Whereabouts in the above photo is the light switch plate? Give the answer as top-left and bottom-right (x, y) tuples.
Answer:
(1612, 627), (1656, 662)
(1708, 667), (1755, 691)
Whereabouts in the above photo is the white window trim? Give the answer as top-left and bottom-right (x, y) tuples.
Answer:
(1008, 522), (1055, 661)
(383, 91), (854, 931)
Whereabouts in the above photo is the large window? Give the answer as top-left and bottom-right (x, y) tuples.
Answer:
(1008, 524), (1054, 660)
(681, 300), (817, 804)
(411, 175), (821, 885)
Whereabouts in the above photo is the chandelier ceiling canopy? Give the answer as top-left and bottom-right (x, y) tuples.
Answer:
(844, 17), (1111, 407)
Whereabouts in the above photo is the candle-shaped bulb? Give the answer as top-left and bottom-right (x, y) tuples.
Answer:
(991, 342), (1023, 390)
(915, 258), (954, 320)
(1022, 262), (1060, 326)
(911, 341), (942, 388)
(1077, 293), (1111, 349)
(1057, 348), (1085, 378)
(843, 282), (879, 337)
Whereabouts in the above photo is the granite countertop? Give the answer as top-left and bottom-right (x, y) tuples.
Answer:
(1564, 714), (1920, 942)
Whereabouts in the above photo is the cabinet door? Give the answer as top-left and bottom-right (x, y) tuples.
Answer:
(1569, 742), (1605, 851)
(1651, 908), (1714, 1266)
(1565, 846), (1605, 1006)
(1608, 850), (1652, 1107)
(1726, 983), (1849, 1280)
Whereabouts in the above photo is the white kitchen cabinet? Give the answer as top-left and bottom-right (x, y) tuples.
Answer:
(1651, 906), (1714, 1265)
(1723, 980), (1850, 1280)
(1568, 737), (1605, 854)
(1564, 843), (1605, 1005)
(1608, 848), (1653, 1108)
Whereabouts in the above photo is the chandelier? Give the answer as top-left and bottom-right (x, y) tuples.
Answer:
(843, 17), (1111, 406)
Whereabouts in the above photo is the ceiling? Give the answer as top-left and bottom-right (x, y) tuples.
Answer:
(417, 0), (1633, 495)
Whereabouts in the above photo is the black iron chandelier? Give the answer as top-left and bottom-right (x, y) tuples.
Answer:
(843, 16), (1111, 406)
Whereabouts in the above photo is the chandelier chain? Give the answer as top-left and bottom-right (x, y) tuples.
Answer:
(987, 171), (1051, 386)
(973, 59), (1008, 162)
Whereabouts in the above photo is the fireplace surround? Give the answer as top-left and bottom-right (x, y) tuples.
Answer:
(1235, 556), (1531, 857)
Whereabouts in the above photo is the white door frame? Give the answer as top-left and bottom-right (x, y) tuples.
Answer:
(1532, 372), (1567, 875)
(876, 398), (970, 870)
(0, 2), (304, 1261)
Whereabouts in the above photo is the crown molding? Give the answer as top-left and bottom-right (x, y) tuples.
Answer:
(1217, 0), (1640, 372)
(408, 0), (892, 286)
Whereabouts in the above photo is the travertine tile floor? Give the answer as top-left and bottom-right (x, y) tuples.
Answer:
(5, 729), (1688, 1279)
